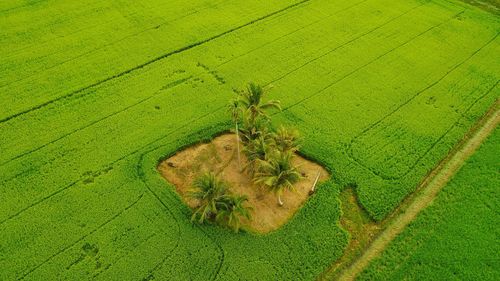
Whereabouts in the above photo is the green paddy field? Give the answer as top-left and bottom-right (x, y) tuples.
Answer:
(1, 0), (498, 279)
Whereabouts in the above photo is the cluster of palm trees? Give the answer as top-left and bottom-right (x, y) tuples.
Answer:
(190, 173), (251, 232)
(231, 82), (303, 206)
(189, 82), (303, 232)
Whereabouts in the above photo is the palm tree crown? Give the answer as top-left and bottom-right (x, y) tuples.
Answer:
(243, 133), (274, 175)
(254, 151), (302, 205)
(216, 194), (252, 232)
(189, 173), (227, 223)
(239, 82), (281, 123)
(273, 126), (300, 153)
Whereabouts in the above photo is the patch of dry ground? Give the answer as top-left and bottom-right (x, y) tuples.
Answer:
(158, 133), (329, 233)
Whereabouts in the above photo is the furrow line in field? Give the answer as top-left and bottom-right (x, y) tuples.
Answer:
(345, 32), (499, 180)
(206, 225), (225, 281)
(0, 181), (76, 226)
(267, 0), (427, 86)
(0, 0), (47, 15)
(405, 80), (499, 174)
(350, 31), (498, 142)
(135, 148), (182, 281)
(278, 10), (465, 113)
(0, 147), (140, 226)
(214, 0), (370, 69)
(0, 0), (421, 167)
(0, 0), (371, 167)
(0, 0), (310, 125)
(134, 134), (225, 281)
(348, 80), (499, 181)
(0, 13), (196, 89)
(91, 232), (158, 279)
(2, 0), (210, 58)
(0, 0), (227, 87)
(0, 77), (192, 168)
(141, 240), (181, 280)
(18, 192), (145, 280)
(336, 99), (500, 281)
(0, 104), (226, 227)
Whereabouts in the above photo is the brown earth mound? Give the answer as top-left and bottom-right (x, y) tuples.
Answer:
(157, 133), (329, 233)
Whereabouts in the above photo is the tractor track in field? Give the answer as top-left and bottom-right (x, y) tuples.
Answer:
(0, 103), (226, 227)
(267, 0), (427, 86)
(0, 0), (47, 15)
(345, 33), (499, 180)
(0, 0), (450, 168)
(0, 0), (310, 125)
(2, 0), (214, 58)
(278, 9), (467, 113)
(136, 141), (225, 281)
(214, 0), (370, 70)
(91, 232), (158, 279)
(0, 0), (228, 88)
(0, 76), (192, 168)
(19, 192), (145, 280)
(135, 149), (183, 281)
(336, 99), (500, 281)
(0, 0), (371, 168)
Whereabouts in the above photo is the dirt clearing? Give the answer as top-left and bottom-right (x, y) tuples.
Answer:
(158, 133), (330, 233)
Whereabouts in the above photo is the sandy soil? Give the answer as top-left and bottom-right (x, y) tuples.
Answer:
(157, 133), (329, 233)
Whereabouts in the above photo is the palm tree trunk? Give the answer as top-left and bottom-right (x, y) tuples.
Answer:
(235, 122), (241, 170)
(278, 194), (284, 206)
(310, 171), (321, 193)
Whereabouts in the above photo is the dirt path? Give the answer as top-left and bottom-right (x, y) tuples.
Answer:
(337, 100), (500, 281)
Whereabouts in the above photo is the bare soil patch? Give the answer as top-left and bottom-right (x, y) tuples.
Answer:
(157, 133), (329, 233)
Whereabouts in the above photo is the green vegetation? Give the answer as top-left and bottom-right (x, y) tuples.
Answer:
(0, 0), (499, 279)
(358, 128), (500, 280)
(189, 172), (251, 232)
(189, 172), (229, 224)
(215, 194), (252, 232)
(254, 151), (303, 206)
(231, 82), (303, 206)
(237, 82), (281, 124)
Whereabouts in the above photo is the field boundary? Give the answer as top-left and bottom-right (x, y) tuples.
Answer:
(336, 99), (499, 281)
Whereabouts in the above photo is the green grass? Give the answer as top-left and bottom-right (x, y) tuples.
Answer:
(358, 127), (500, 280)
(0, 0), (499, 279)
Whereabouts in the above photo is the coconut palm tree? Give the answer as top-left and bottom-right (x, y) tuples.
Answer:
(189, 172), (227, 224)
(238, 113), (269, 145)
(216, 194), (252, 232)
(254, 151), (302, 206)
(228, 98), (242, 169)
(243, 133), (274, 176)
(239, 82), (281, 124)
(273, 126), (300, 153)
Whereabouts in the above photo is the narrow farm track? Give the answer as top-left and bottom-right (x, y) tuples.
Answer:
(337, 100), (500, 281)
(1, 0), (499, 279)
(347, 77), (499, 181)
